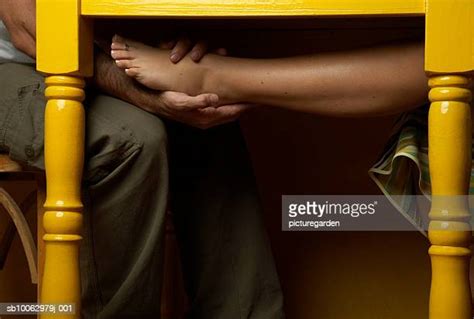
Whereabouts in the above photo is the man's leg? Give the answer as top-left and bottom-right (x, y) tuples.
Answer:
(167, 121), (285, 319)
(81, 93), (168, 318)
(0, 63), (168, 318)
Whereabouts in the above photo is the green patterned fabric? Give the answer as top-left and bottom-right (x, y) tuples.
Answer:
(369, 105), (474, 236)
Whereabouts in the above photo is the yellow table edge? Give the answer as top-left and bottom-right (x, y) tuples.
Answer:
(81, 0), (426, 17)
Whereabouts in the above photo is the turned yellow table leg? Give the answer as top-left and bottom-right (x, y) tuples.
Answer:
(428, 75), (472, 319)
(37, 0), (93, 316)
(425, 1), (474, 317)
(40, 76), (86, 319)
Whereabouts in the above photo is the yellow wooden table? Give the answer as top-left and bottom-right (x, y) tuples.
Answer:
(36, 0), (473, 318)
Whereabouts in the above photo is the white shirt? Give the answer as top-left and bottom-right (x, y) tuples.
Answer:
(0, 20), (35, 64)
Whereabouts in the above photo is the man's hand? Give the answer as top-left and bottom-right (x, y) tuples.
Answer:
(127, 84), (252, 130)
(160, 37), (227, 63)
(0, 0), (36, 58)
(94, 50), (251, 129)
(156, 91), (251, 129)
(137, 39), (245, 129)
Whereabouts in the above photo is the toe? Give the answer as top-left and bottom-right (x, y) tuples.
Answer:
(115, 59), (134, 69)
(111, 41), (128, 51)
(111, 34), (127, 50)
(125, 68), (140, 78)
(112, 34), (146, 50)
(111, 49), (135, 60)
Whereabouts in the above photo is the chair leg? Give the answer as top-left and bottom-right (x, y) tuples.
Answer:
(0, 190), (36, 269)
(0, 187), (38, 284)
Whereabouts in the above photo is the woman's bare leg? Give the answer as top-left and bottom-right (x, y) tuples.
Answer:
(111, 35), (428, 117)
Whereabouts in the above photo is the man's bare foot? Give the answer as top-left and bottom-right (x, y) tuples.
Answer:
(111, 35), (205, 94)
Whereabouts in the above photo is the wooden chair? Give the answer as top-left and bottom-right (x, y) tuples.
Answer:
(0, 155), (40, 286)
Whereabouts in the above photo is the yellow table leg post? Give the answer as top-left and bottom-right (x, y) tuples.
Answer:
(41, 76), (86, 318)
(37, 1), (93, 317)
(425, 1), (474, 317)
(427, 75), (472, 319)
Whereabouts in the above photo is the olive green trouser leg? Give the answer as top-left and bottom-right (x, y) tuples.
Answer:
(0, 63), (168, 318)
(0, 62), (284, 319)
(167, 122), (285, 319)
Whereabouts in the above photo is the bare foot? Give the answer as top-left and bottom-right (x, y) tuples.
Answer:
(111, 35), (204, 94)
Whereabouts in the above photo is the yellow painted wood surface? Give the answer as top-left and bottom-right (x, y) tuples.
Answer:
(82, 0), (424, 17)
(37, 0), (93, 76)
(37, 0), (90, 316)
(425, 2), (474, 319)
(425, 0), (474, 73)
(40, 76), (85, 319)
(428, 75), (472, 319)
